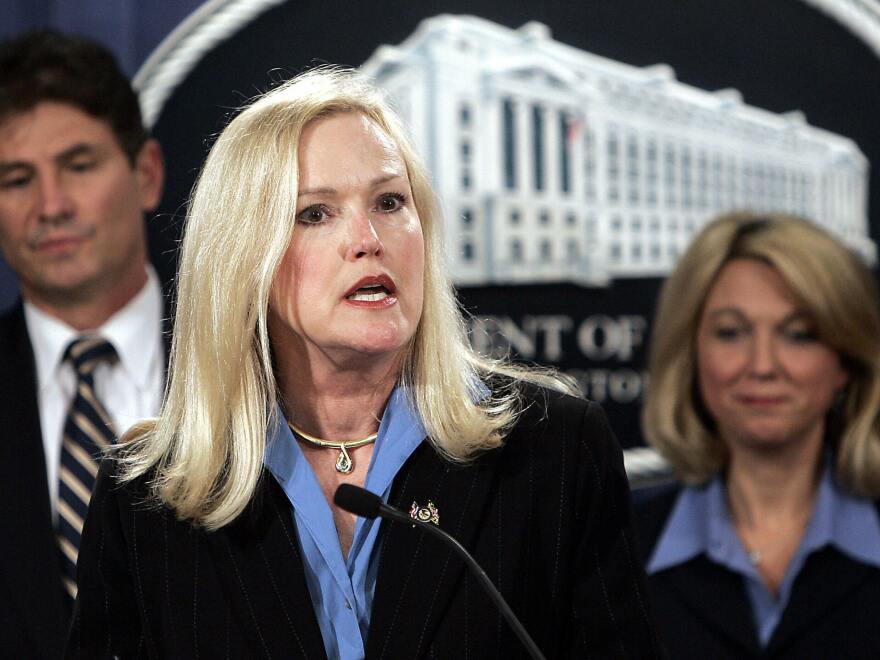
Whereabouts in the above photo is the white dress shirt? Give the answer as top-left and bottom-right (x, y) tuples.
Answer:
(24, 267), (165, 520)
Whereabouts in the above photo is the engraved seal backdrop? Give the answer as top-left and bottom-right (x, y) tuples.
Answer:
(137, 0), (880, 482)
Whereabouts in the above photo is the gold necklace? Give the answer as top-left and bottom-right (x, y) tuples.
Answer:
(288, 422), (378, 474)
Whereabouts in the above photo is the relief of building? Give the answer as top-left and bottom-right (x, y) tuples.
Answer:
(361, 14), (872, 285)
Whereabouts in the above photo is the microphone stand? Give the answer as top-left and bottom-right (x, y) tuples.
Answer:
(336, 486), (547, 660)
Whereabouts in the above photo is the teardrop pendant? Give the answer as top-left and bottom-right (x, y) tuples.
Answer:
(288, 421), (376, 474)
(335, 446), (353, 473)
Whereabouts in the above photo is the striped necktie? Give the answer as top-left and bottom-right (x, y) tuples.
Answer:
(57, 336), (118, 604)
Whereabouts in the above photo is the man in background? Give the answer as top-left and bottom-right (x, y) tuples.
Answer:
(0, 30), (166, 657)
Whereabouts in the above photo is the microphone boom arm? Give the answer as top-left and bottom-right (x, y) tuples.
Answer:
(376, 502), (547, 660)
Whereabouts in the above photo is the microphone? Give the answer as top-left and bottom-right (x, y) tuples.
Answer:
(334, 484), (547, 660)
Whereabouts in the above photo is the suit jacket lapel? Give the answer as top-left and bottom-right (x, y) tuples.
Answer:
(204, 474), (327, 659)
(658, 556), (760, 656)
(0, 302), (68, 658)
(366, 441), (499, 660)
(769, 547), (875, 653)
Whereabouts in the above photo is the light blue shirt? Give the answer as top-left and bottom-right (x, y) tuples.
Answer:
(648, 466), (880, 646)
(264, 386), (427, 660)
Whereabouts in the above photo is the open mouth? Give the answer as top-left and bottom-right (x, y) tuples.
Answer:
(344, 274), (397, 303)
(346, 283), (392, 302)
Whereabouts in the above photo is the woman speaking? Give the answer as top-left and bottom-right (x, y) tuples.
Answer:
(67, 68), (659, 659)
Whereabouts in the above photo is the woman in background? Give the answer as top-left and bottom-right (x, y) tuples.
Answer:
(68, 67), (660, 659)
(637, 212), (880, 659)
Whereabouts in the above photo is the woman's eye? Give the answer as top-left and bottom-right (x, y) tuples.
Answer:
(783, 326), (817, 343)
(377, 193), (405, 213)
(713, 326), (744, 341)
(296, 204), (330, 224)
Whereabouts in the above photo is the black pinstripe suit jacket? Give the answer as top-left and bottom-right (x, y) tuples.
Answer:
(67, 385), (662, 658)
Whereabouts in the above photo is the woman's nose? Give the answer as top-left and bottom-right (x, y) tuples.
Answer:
(749, 334), (778, 378)
(344, 210), (384, 260)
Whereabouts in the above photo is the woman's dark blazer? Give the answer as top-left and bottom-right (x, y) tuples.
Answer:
(634, 485), (880, 660)
(67, 385), (662, 658)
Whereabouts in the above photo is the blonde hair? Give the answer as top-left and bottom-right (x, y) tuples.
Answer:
(118, 67), (575, 528)
(643, 212), (880, 498)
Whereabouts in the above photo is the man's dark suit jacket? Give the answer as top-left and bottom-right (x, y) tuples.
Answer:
(635, 484), (880, 659)
(68, 386), (662, 658)
(0, 302), (69, 659)
(0, 299), (169, 659)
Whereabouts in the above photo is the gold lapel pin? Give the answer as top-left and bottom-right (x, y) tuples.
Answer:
(409, 500), (439, 525)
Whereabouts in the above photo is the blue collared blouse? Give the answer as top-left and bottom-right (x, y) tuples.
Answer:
(263, 386), (427, 660)
(648, 466), (880, 646)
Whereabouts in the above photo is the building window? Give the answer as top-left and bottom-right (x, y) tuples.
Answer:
(801, 173), (810, 212)
(646, 138), (658, 206)
(567, 239), (579, 259)
(712, 155), (723, 209)
(628, 186), (639, 205)
(460, 103), (472, 127)
(502, 98), (516, 190)
(532, 105), (545, 192)
(607, 129), (619, 172)
(755, 164), (766, 204)
(777, 167), (787, 203)
(727, 157), (737, 205)
(586, 215), (597, 241)
(584, 127), (595, 200)
(566, 212), (577, 226)
(539, 210), (551, 226)
(608, 128), (620, 204)
(510, 238), (523, 262)
(743, 163), (753, 200)
(559, 112), (572, 194)
(460, 136), (472, 192)
(681, 147), (692, 209)
(697, 150), (708, 209)
(540, 239), (552, 259)
(509, 209), (521, 225)
(461, 208), (473, 227)
(665, 143), (677, 207)
(626, 134), (639, 204)
(462, 241), (474, 261)
(611, 243), (622, 261)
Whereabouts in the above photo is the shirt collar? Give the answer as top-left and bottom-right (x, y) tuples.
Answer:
(264, 385), (427, 561)
(648, 464), (880, 575)
(647, 479), (715, 574)
(24, 266), (163, 392)
(264, 384), (427, 500)
(812, 466), (880, 567)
